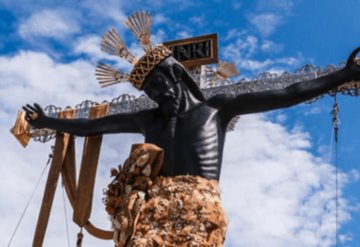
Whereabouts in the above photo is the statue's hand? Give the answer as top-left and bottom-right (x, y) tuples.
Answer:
(345, 47), (360, 81)
(22, 103), (48, 129)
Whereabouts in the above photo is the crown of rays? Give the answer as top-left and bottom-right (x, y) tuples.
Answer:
(95, 11), (172, 90)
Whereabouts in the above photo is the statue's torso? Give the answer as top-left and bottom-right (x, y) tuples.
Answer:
(143, 103), (226, 180)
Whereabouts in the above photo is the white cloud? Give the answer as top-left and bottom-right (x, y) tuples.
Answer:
(72, 35), (133, 72)
(153, 13), (169, 25)
(0, 50), (356, 247)
(222, 30), (303, 73)
(349, 169), (360, 182)
(79, 0), (126, 24)
(232, 0), (242, 10)
(224, 49), (302, 72)
(256, 0), (295, 14)
(276, 113), (288, 123)
(261, 40), (284, 53)
(0, 51), (140, 247)
(2, 51), (141, 106)
(151, 29), (167, 45)
(190, 15), (205, 26)
(248, 13), (283, 36)
(18, 9), (80, 40)
(221, 114), (351, 247)
(246, 0), (297, 37)
(176, 30), (192, 39)
(148, 0), (196, 10)
(107, 9), (127, 24)
(73, 35), (104, 61)
(304, 106), (322, 116)
(222, 33), (258, 59)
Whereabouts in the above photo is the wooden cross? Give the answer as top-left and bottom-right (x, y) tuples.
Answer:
(9, 34), (360, 246)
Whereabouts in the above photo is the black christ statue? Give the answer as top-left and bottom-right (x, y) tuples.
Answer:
(23, 48), (360, 181)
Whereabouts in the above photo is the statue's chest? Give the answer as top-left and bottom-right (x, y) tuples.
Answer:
(145, 105), (222, 177)
(146, 105), (219, 152)
(176, 106), (218, 143)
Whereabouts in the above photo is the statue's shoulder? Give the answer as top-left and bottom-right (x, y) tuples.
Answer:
(206, 94), (232, 109)
(137, 108), (158, 118)
(137, 108), (165, 124)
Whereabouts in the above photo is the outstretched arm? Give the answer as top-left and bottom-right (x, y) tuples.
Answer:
(218, 47), (360, 120)
(22, 103), (146, 136)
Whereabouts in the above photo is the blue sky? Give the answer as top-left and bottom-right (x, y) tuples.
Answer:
(1, 0), (360, 246)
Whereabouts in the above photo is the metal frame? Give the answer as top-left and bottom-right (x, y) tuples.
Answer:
(163, 33), (218, 68)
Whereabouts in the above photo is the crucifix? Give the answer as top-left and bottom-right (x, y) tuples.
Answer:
(11, 11), (360, 247)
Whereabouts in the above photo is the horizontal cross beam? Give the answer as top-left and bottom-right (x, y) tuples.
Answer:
(11, 63), (360, 144)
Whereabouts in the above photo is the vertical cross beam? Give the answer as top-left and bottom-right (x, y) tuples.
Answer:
(32, 109), (75, 247)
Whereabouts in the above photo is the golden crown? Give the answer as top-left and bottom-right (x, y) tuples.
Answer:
(95, 11), (171, 90)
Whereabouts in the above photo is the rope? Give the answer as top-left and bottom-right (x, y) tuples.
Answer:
(328, 126), (335, 165)
(317, 95), (340, 247)
(335, 132), (339, 247)
(76, 228), (84, 247)
(331, 95), (340, 247)
(316, 127), (334, 247)
(7, 148), (54, 247)
(61, 180), (71, 247)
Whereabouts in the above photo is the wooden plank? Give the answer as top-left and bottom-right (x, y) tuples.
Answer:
(61, 135), (77, 203)
(10, 111), (31, 147)
(32, 132), (70, 247)
(60, 109), (77, 204)
(61, 133), (114, 240)
(32, 109), (76, 247)
(84, 222), (114, 240)
(73, 103), (109, 226)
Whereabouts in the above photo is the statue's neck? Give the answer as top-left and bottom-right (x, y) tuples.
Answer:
(178, 83), (201, 112)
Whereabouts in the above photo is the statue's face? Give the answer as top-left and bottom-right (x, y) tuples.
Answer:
(142, 69), (181, 118)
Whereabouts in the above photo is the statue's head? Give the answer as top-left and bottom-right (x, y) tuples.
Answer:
(94, 11), (205, 118)
(142, 56), (205, 118)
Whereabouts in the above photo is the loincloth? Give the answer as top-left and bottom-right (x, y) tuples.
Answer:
(104, 144), (227, 247)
